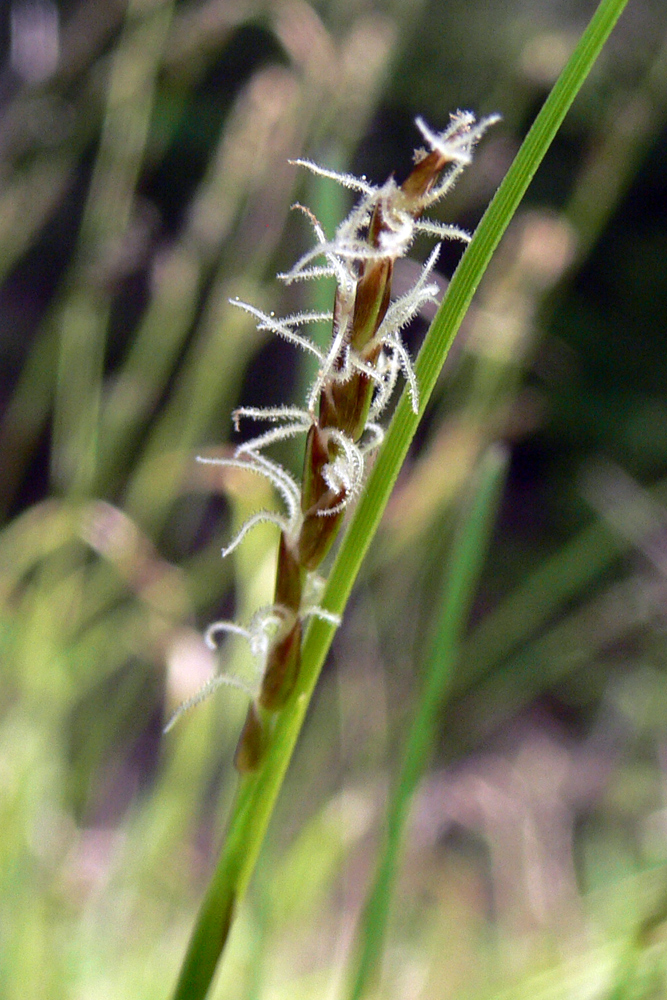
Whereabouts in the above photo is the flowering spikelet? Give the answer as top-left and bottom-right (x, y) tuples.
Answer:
(166, 111), (498, 768)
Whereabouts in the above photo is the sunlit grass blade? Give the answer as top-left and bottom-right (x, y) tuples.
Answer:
(346, 444), (509, 1000)
(171, 0), (630, 996)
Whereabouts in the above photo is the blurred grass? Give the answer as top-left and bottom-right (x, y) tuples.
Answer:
(347, 446), (509, 1000)
(1, 0), (667, 998)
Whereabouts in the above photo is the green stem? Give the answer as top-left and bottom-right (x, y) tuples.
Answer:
(347, 445), (509, 1000)
(171, 0), (630, 994)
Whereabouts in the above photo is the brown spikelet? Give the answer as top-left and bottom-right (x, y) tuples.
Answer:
(197, 114), (498, 771)
(259, 618), (302, 711)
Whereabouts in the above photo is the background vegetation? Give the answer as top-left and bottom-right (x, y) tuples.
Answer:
(1, 0), (667, 997)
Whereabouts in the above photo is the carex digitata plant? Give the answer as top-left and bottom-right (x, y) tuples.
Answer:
(165, 112), (499, 768)
(169, 1), (631, 994)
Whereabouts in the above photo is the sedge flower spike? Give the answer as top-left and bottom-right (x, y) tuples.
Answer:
(166, 111), (498, 769)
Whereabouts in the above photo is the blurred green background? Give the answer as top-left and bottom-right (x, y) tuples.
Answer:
(1, 0), (667, 997)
